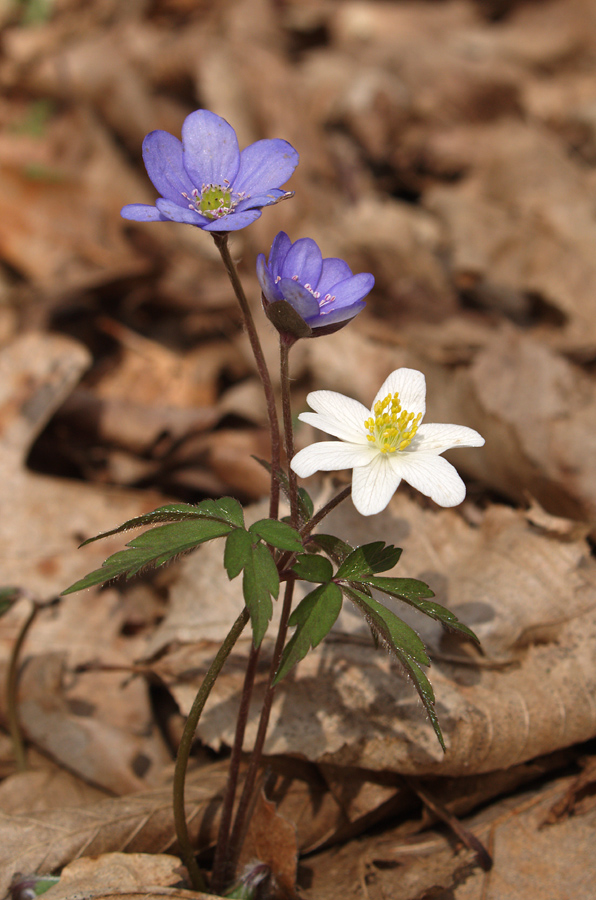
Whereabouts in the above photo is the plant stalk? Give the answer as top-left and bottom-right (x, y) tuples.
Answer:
(6, 599), (39, 772)
(279, 336), (299, 528)
(173, 607), (249, 893)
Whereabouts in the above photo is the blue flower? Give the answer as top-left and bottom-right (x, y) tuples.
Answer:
(257, 232), (374, 337)
(121, 110), (299, 232)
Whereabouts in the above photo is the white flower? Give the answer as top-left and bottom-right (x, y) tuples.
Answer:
(290, 368), (485, 516)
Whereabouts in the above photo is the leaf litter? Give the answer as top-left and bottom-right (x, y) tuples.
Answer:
(1, 0), (596, 898)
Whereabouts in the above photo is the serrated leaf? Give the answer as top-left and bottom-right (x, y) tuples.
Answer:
(335, 542), (402, 580)
(345, 587), (430, 666)
(63, 519), (234, 594)
(292, 554), (334, 584)
(368, 576), (479, 642)
(252, 458), (313, 524)
(249, 519), (303, 552)
(0, 586), (21, 616)
(308, 533), (354, 565)
(274, 583), (343, 683)
(343, 587), (444, 750)
(243, 543), (279, 647)
(79, 497), (244, 547)
(224, 528), (253, 580)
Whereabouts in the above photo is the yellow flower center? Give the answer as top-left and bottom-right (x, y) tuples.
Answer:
(364, 392), (422, 454)
(183, 183), (241, 220)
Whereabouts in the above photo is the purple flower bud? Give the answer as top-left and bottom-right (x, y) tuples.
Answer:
(257, 232), (374, 338)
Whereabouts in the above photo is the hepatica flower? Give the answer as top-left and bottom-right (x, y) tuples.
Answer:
(291, 368), (484, 516)
(121, 110), (298, 232)
(257, 232), (374, 337)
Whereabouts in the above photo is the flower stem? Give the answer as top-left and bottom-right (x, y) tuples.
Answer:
(6, 599), (39, 773)
(226, 578), (296, 878)
(301, 484), (352, 538)
(173, 607), (249, 894)
(279, 335), (299, 528)
(212, 232), (281, 520)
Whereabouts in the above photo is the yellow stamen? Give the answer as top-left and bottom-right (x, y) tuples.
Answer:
(364, 392), (422, 454)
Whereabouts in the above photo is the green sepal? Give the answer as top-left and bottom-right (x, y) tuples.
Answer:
(63, 519), (234, 594)
(243, 543), (279, 647)
(367, 576), (479, 643)
(344, 587), (430, 666)
(248, 519), (303, 552)
(344, 586), (444, 750)
(0, 586), (21, 616)
(308, 533), (354, 565)
(335, 542), (402, 580)
(224, 528), (253, 580)
(274, 583), (343, 683)
(292, 553), (334, 584)
(79, 497), (244, 547)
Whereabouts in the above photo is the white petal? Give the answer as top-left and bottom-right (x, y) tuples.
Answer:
(291, 441), (375, 478)
(414, 423), (485, 453)
(299, 390), (370, 443)
(351, 453), (402, 516)
(391, 453), (467, 507)
(373, 368), (426, 418)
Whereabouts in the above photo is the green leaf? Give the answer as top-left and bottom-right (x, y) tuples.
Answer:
(345, 587), (430, 666)
(368, 576), (479, 643)
(243, 543), (279, 647)
(335, 542), (402, 580)
(298, 487), (314, 520)
(224, 528), (253, 579)
(308, 533), (354, 565)
(0, 586), (21, 616)
(80, 497), (244, 547)
(249, 519), (303, 552)
(344, 587), (444, 750)
(292, 554), (334, 584)
(274, 583), (343, 683)
(63, 519), (234, 594)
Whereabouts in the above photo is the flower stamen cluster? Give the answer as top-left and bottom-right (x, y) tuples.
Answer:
(182, 183), (240, 219)
(365, 392), (422, 454)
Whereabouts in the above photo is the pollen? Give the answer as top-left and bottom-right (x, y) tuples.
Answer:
(364, 392), (422, 454)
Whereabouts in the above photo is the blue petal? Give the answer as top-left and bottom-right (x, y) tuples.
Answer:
(281, 238), (323, 288)
(278, 278), (320, 319)
(268, 232), (292, 280)
(234, 139), (298, 196)
(257, 255), (284, 304)
(156, 198), (209, 226)
(316, 257), (353, 295)
(327, 272), (375, 306)
(181, 110), (240, 190)
(142, 130), (195, 203)
(202, 209), (262, 231)
(308, 300), (366, 327)
(235, 190), (286, 212)
(121, 203), (169, 222)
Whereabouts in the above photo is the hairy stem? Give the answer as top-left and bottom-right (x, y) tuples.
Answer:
(300, 484), (352, 538)
(6, 599), (39, 772)
(279, 336), (299, 528)
(173, 608), (249, 894)
(212, 232), (281, 520)
(226, 578), (296, 878)
(210, 640), (261, 894)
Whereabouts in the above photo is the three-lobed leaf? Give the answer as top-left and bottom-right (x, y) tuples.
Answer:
(345, 587), (430, 666)
(307, 533), (354, 566)
(63, 519), (234, 594)
(274, 583), (343, 683)
(368, 576), (479, 643)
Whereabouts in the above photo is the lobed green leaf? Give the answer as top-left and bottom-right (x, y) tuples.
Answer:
(292, 553), (334, 584)
(308, 533), (354, 566)
(224, 528), (253, 580)
(335, 542), (402, 580)
(367, 576), (479, 643)
(79, 497), (244, 547)
(344, 587), (430, 666)
(63, 519), (234, 594)
(274, 583), (343, 683)
(249, 518), (303, 552)
(242, 543), (279, 647)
